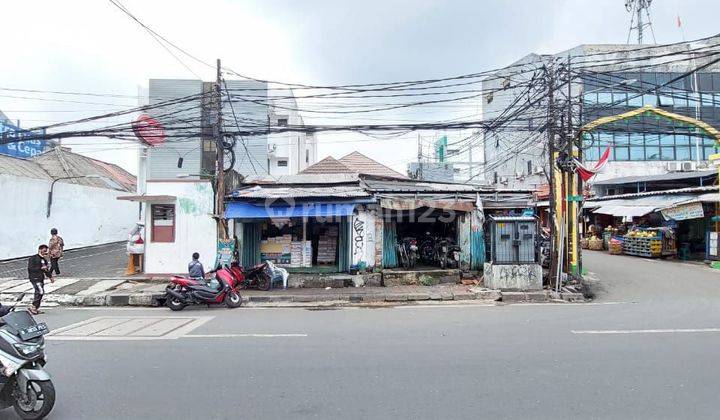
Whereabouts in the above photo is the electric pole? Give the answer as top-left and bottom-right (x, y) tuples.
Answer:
(546, 62), (559, 289)
(215, 58), (227, 239)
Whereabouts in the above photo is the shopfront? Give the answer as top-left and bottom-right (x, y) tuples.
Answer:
(225, 201), (355, 272)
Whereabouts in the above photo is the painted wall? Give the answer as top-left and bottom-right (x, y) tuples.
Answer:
(351, 210), (376, 267)
(143, 181), (216, 274)
(0, 174), (137, 260)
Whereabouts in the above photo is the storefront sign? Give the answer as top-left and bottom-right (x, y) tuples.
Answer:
(215, 238), (235, 268)
(0, 121), (46, 158)
(661, 202), (704, 221)
(132, 114), (165, 145)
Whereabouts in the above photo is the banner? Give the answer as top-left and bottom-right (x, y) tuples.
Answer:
(215, 238), (235, 268)
(661, 202), (704, 221)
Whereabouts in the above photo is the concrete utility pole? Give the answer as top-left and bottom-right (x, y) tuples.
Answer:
(215, 58), (227, 239)
(546, 62), (559, 289)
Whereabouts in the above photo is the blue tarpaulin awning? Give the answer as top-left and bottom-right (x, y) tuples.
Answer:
(225, 202), (356, 219)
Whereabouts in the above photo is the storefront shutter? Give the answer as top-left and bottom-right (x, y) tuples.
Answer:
(382, 221), (398, 268)
(242, 222), (261, 267)
(338, 216), (350, 272)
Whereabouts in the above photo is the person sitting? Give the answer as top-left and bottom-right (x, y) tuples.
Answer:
(188, 252), (205, 281)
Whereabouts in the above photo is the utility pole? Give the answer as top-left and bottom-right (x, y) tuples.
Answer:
(546, 62), (559, 289)
(625, 0), (655, 45)
(215, 58), (227, 239)
(417, 133), (423, 180)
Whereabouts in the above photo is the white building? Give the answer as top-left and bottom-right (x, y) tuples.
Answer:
(129, 79), (317, 274)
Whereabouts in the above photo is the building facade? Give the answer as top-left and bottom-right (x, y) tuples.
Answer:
(481, 37), (720, 189)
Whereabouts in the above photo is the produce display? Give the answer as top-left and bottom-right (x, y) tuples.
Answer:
(622, 228), (676, 258)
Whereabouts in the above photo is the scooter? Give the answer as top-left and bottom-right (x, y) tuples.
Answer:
(0, 293), (55, 420)
(165, 266), (242, 311)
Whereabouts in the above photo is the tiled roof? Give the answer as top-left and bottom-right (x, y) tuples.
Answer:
(31, 147), (136, 192)
(339, 152), (408, 179)
(0, 154), (52, 180)
(300, 151), (407, 179)
(300, 156), (352, 174)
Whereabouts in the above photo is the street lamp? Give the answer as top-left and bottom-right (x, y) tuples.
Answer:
(46, 175), (102, 218)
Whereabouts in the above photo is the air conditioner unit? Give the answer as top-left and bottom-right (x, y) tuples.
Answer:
(499, 176), (509, 185)
(533, 165), (545, 175)
(666, 162), (682, 172)
(681, 161), (697, 172)
(515, 170), (525, 179)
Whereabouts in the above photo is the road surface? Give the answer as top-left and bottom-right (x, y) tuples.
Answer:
(0, 243), (126, 280)
(3, 251), (720, 419)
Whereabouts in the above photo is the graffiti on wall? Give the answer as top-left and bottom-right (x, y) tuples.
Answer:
(353, 217), (365, 258)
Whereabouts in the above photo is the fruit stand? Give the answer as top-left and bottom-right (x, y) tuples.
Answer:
(622, 228), (676, 258)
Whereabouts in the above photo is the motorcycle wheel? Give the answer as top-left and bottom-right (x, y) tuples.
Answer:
(13, 380), (55, 420)
(225, 291), (242, 308)
(167, 296), (186, 311)
(257, 274), (271, 291)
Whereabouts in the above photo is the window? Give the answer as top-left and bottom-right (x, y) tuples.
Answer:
(527, 160), (532, 175)
(305, 149), (310, 164)
(630, 146), (645, 161)
(704, 146), (716, 160)
(277, 118), (288, 126)
(277, 160), (288, 167)
(151, 204), (175, 243)
(660, 147), (675, 160)
(676, 146), (691, 161)
(628, 93), (643, 107)
(614, 147), (629, 161)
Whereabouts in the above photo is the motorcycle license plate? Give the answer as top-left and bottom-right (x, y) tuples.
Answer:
(18, 323), (50, 340)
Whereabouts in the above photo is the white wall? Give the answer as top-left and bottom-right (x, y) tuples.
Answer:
(143, 181), (216, 274)
(351, 210), (376, 267)
(0, 174), (138, 260)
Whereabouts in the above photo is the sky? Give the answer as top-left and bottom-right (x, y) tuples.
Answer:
(1, 0), (718, 175)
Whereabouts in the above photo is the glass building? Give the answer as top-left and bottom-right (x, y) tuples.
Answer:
(581, 72), (720, 162)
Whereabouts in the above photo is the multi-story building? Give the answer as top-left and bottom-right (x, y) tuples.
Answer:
(408, 133), (484, 183)
(128, 79), (317, 274)
(481, 37), (720, 189)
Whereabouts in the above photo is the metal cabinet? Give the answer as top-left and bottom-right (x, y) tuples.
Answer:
(488, 216), (538, 264)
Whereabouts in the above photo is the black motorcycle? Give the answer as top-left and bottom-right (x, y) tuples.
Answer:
(0, 294), (54, 420)
(397, 238), (419, 269)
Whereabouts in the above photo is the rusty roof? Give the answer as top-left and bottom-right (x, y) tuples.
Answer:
(31, 147), (136, 192)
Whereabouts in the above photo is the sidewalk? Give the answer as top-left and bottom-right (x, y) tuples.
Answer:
(0, 277), (585, 308)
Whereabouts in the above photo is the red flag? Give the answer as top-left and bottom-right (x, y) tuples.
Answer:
(677, 15), (682, 28)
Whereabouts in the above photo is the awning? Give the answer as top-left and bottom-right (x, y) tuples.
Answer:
(117, 194), (176, 202)
(225, 202), (356, 219)
(593, 205), (656, 218)
(379, 198), (474, 212)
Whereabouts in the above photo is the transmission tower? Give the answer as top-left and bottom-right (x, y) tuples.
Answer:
(625, 0), (656, 44)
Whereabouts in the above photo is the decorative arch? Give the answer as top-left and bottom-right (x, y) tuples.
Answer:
(579, 105), (720, 143)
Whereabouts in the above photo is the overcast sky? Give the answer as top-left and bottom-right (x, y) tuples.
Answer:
(1, 0), (718, 174)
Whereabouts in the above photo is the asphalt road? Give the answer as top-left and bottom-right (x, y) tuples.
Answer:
(0, 243), (127, 279)
(2, 251), (720, 420)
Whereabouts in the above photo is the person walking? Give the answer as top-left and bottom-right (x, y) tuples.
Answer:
(28, 244), (54, 315)
(48, 228), (64, 276)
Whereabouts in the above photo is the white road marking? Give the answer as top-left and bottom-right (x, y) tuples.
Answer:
(47, 316), (213, 340)
(183, 333), (308, 338)
(572, 328), (720, 335)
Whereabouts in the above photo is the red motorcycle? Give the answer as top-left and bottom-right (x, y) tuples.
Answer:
(165, 266), (242, 311)
(228, 262), (272, 291)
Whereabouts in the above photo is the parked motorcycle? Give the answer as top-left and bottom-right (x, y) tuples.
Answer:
(0, 293), (55, 420)
(228, 262), (272, 291)
(397, 238), (418, 269)
(165, 266), (243, 311)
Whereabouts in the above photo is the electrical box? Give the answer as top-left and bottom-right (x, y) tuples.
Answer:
(488, 216), (538, 264)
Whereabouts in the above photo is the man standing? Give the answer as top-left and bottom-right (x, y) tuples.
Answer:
(28, 245), (54, 315)
(48, 228), (64, 276)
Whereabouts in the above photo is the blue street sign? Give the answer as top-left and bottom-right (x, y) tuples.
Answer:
(0, 121), (46, 158)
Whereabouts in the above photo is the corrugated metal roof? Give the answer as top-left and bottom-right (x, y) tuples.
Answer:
(587, 185), (716, 201)
(244, 173), (360, 185)
(362, 178), (482, 193)
(0, 154), (52, 180)
(593, 170), (716, 185)
(232, 185), (370, 199)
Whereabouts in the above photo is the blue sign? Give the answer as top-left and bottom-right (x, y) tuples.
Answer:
(0, 121), (46, 158)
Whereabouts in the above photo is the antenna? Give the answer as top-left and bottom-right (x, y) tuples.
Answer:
(625, 0), (656, 44)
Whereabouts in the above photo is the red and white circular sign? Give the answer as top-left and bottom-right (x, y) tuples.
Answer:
(132, 114), (166, 146)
